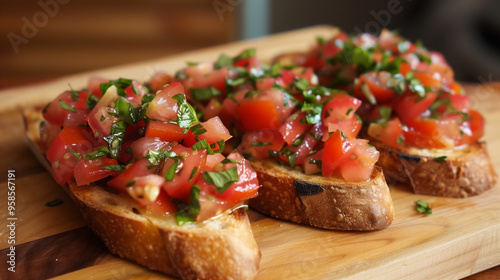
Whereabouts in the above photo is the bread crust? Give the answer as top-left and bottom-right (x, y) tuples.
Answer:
(371, 139), (497, 198)
(248, 161), (394, 231)
(24, 107), (261, 280)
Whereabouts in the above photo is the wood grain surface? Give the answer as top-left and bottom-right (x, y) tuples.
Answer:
(0, 26), (499, 280)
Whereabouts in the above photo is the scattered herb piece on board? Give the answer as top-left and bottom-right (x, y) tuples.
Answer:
(416, 200), (432, 214)
(46, 199), (64, 207)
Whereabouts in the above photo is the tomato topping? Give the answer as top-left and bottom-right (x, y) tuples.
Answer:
(322, 93), (362, 124)
(322, 130), (353, 178)
(145, 121), (186, 143)
(146, 82), (185, 122)
(107, 158), (158, 193)
(367, 118), (403, 149)
(238, 130), (285, 160)
(354, 72), (396, 103)
(339, 139), (379, 181)
(74, 157), (119, 186)
(161, 145), (207, 201)
(237, 101), (282, 131)
(392, 92), (437, 124)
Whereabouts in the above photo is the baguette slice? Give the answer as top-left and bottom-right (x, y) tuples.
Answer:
(24, 107), (261, 280)
(248, 160), (394, 231)
(370, 138), (497, 198)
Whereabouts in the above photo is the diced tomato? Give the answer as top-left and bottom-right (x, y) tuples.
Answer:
(322, 93), (362, 124)
(322, 130), (353, 177)
(73, 157), (119, 186)
(148, 72), (173, 93)
(205, 153), (225, 168)
(403, 117), (457, 149)
(124, 80), (147, 105)
(87, 85), (120, 140)
(74, 90), (90, 111)
(339, 139), (379, 181)
(145, 82), (185, 122)
(456, 109), (484, 146)
(145, 121), (186, 143)
(161, 145), (207, 201)
(233, 55), (261, 70)
(86, 76), (109, 98)
(392, 92), (437, 124)
(255, 89), (295, 120)
(46, 126), (99, 185)
(202, 98), (223, 121)
(279, 113), (311, 145)
(124, 119), (146, 139)
(238, 130), (285, 160)
(367, 118), (403, 149)
(149, 189), (177, 215)
(197, 116), (232, 143)
(39, 121), (62, 150)
(107, 158), (158, 193)
(238, 101), (282, 131)
(127, 137), (169, 162)
(436, 93), (470, 113)
(413, 72), (442, 88)
(196, 192), (231, 222)
(198, 152), (259, 204)
(42, 92), (76, 126)
(354, 72), (396, 104)
(303, 150), (323, 175)
(284, 124), (322, 166)
(327, 116), (362, 139)
(125, 174), (164, 205)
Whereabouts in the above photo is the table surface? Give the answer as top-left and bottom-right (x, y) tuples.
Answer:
(0, 25), (499, 280)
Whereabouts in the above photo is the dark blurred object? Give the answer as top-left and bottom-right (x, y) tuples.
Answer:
(269, 0), (500, 82)
(0, 0), (237, 89)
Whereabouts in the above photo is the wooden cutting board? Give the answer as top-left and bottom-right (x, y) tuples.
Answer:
(1, 26), (499, 280)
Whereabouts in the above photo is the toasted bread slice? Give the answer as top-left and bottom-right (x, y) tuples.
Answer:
(24, 107), (261, 280)
(248, 160), (394, 231)
(370, 138), (497, 198)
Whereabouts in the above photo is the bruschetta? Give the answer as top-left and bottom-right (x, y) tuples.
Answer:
(274, 29), (497, 197)
(24, 80), (261, 279)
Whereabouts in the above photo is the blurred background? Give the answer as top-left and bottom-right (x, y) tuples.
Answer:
(1, 0), (499, 90)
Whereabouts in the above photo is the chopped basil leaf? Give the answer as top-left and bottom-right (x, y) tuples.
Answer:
(100, 115), (105, 122)
(191, 139), (225, 155)
(416, 53), (432, 64)
(226, 77), (246, 87)
(301, 102), (322, 124)
(336, 42), (373, 72)
(86, 94), (99, 110)
(202, 167), (239, 194)
(114, 97), (144, 125)
(103, 121), (127, 159)
(270, 62), (282, 77)
(250, 141), (271, 147)
(190, 124), (207, 136)
(316, 36), (325, 45)
(68, 84), (80, 101)
(433, 156), (447, 162)
(84, 147), (110, 160)
(146, 150), (178, 167)
(416, 200), (432, 214)
(126, 180), (136, 187)
(101, 165), (125, 172)
(397, 136), (404, 145)
(164, 158), (179, 181)
(189, 166), (198, 181)
(408, 78), (426, 98)
(67, 148), (80, 159)
(141, 93), (155, 105)
(43, 102), (50, 114)
(346, 108), (353, 116)
(221, 158), (240, 164)
(172, 93), (199, 128)
(292, 78), (310, 92)
(175, 185), (201, 225)
(292, 134), (305, 147)
(244, 90), (260, 98)
(387, 73), (406, 94)
(186, 61), (198, 66)
(236, 48), (256, 60)
(309, 159), (322, 169)
(191, 87), (221, 101)
(378, 106), (392, 127)
(287, 153), (298, 168)
(100, 78), (135, 97)
(214, 53), (233, 69)
(58, 100), (76, 113)
(175, 71), (188, 79)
